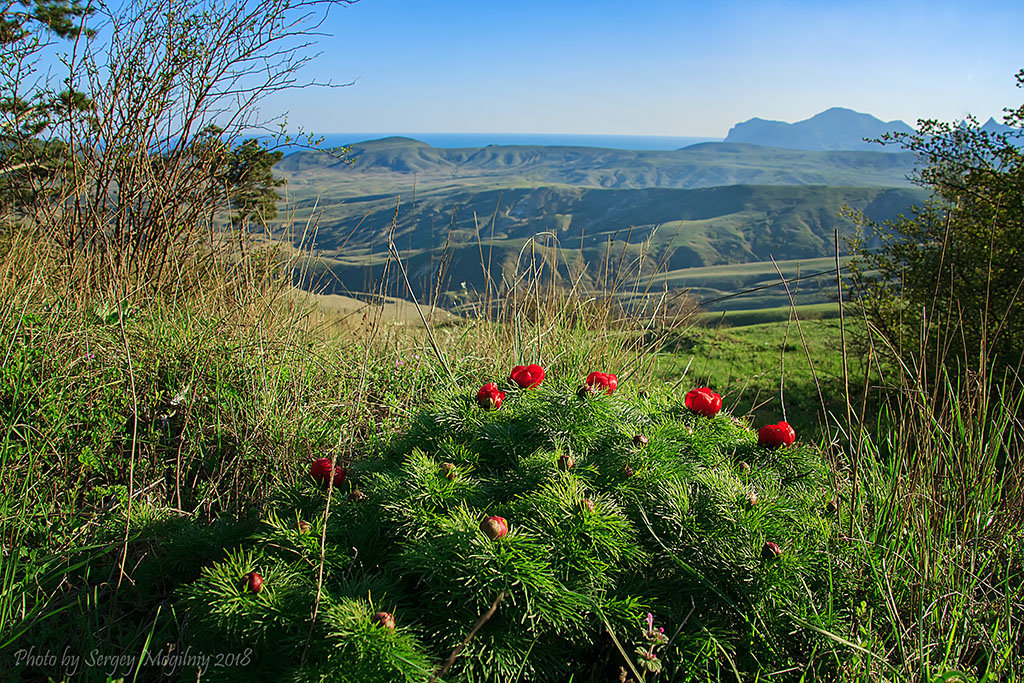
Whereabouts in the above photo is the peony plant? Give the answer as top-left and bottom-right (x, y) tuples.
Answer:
(182, 369), (852, 681)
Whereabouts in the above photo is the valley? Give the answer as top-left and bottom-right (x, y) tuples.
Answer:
(274, 135), (925, 310)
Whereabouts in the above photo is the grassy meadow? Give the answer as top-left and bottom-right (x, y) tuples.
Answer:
(4, 0), (1021, 678)
(2, 227), (1020, 680)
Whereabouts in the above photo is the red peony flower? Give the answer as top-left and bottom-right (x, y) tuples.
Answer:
(585, 371), (618, 395)
(757, 421), (796, 449)
(310, 457), (332, 484)
(685, 387), (722, 417)
(479, 515), (508, 540)
(476, 382), (506, 410)
(310, 457), (346, 488)
(332, 466), (347, 488)
(509, 364), (545, 389)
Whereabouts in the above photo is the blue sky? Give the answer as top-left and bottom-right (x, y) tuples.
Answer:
(266, 0), (1024, 137)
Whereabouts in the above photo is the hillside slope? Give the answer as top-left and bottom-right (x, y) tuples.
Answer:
(277, 137), (919, 190)
(294, 183), (927, 300)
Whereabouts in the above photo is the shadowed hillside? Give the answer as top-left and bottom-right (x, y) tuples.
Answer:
(292, 183), (926, 305)
(276, 135), (924, 307)
(277, 136), (920, 190)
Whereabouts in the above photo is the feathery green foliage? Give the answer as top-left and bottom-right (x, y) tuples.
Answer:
(183, 374), (852, 680)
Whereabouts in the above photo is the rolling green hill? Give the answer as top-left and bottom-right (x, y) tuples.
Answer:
(276, 137), (926, 308)
(277, 137), (920, 190)
(289, 183), (925, 304)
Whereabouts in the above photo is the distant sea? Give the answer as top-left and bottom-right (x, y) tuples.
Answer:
(278, 132), (721, 151)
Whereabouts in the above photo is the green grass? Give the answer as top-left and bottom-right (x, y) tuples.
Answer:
(1, 257), (1021, 680)
(651, 316), (861, 441)
(697, 302), (840, 326)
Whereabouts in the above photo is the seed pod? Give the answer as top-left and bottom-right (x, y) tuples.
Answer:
(746, 491), (758, 507)
(558, 454), (575, 471)
(373, 611), (395, 631)
(439, 462), (456, 480)
(243, 571), (264, 594)
(825, 498), (839, 515)
(297, 520), (312, 534)
(577, 384), (598, 399)
(761, 541), (782, 561)
(479, 515), (508, 540)
(633, 434), (649, 447)
(623, 465), (635, 478)
(737, 461), (751, 474)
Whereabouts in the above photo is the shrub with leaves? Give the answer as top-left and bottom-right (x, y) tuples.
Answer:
(182, 370), (857, 680)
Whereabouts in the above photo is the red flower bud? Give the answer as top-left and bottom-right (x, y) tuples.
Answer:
(746, 491), (759, 507)
(243, 571), (264, 594)
(509, 364), (545, 389)
(761, 541), (783, 561)
(479, 515), (508, 540)
(373, 611), (396, 631)
(737, 461), (751, 474)
(440, 462), (457, 479)
(582, 498), (596, 513)
(558, 454), (575, 471)
(332, 466), (347, 488)
(311, 458), (347, 489)
(757, 421), (796, 449)
(585, 371), (618, 395)
(310, 457), (333, 484)
(684, 387), (722, 417)
(633, 434), (649, 447)
(476, 382), (505, 411)
(349, 489), (368, 502)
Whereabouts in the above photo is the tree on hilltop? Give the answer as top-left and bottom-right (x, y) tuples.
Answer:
(849, 69), (1024, 383)
(1, 0), (94, 209)
(1, 0), (356, 289)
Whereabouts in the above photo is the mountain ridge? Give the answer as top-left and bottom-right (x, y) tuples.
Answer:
(724, 107), (915, 151)
(277, 137), (919, 190)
